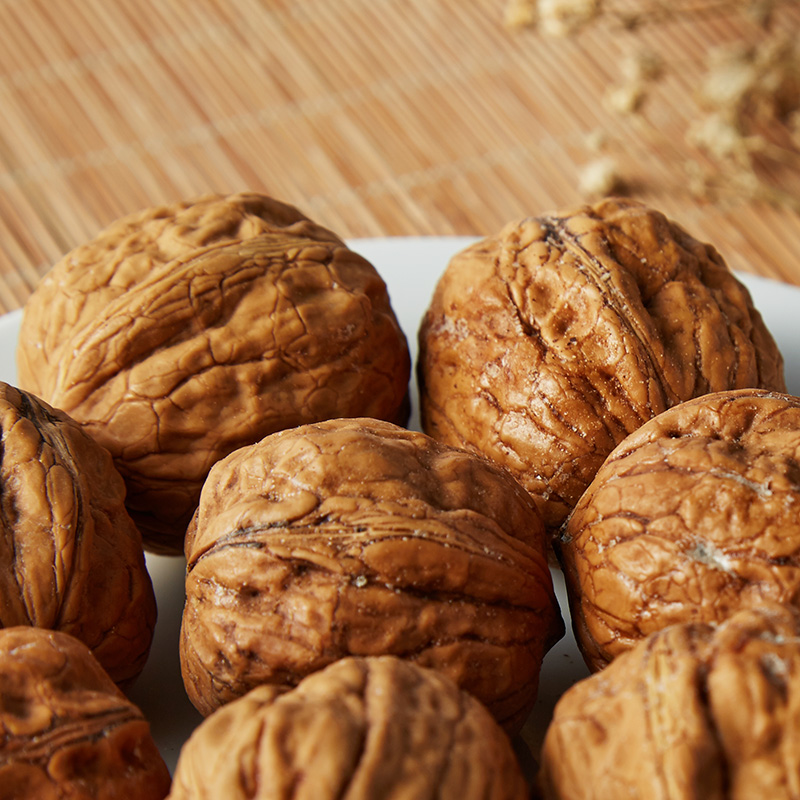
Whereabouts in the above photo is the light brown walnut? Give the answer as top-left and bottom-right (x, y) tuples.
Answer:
(0, 382), (155, 686)
(169, 655), (529, 800)
(539, 605), (800, 800)
(180, 417), (563, 734)
(17, 192), (410, 555)
(560, 388), (800, 672)
(418, 197), (785, 534)
(0, 626), (170, 800)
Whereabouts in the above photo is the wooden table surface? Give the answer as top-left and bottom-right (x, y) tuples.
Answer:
(1, 0), (799, 313)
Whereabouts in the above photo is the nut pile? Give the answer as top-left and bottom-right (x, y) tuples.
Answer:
(5, 191), (800, 798)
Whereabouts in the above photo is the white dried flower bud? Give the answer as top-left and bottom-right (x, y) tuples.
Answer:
(584, 128), (609, 152)
(702, 46), (758, 109)
(688, 112), (749, 164)
(606, 82), (645, 114)
(621, 51), (663, 84)
(504, 0), (538, 28)
(684, 160), (713, 200)
(578, 156), (622, 197)
(537, 0), (600, 36)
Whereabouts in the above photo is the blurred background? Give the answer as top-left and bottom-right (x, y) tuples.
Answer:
(1, 0), (799, 312)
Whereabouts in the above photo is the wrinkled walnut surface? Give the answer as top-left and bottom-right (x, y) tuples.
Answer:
(169, 655), (529, 800)
(539, 605), (800, 799)
(418, 197), (785, 533)
(180, 417), (563, 733)
(17, 192), (410, 554)
(560, 388), (800, 672)
(0, 626), (170, 800)
(0, 382), (155, 686)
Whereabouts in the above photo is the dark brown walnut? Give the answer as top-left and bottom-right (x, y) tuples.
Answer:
(0, 382), (155, 686)
(559, 388), (800, 672)
(169, 655), (529, 800)
(539, 605), (800, 799)
(180, 417), (563, 734)
(0, 626), (170, 800)
(418, 197), (785, 534)
(17, 192), (411, 555)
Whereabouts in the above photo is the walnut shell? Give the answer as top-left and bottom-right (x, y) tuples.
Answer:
(559, 388), (800, 672)
(0, 626), (170, 800)
(539, 605), (800, 799)
(169, 655), (529, 800)
(417, 197), (785, 534)
(0, 382), (155, 686)
(17, 192), (411, 554)
(180, 417), (563, 734)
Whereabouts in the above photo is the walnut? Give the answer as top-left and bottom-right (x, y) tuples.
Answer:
(417, 197), (785, 534)
(0, 626), (170, 800)
(180, 417), (563, 734)
(17, 192), (411, 555)
(0, 382), (155, 686)
(169, 655), (529, 800)
(559, 388), (800, 672)
(538, 604), (800, 799)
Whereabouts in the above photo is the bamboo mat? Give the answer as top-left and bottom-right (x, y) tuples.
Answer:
(1, 0), (799, 313)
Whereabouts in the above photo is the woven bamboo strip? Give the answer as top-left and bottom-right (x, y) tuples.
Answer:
(0, 0), (797, 314)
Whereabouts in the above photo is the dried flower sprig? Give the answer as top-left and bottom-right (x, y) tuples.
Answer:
(507, 0), (800, 207)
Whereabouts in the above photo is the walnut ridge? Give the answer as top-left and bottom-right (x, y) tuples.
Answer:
(417, 197), (785, 533)
(0, 627), (170, 800)
(0, 382), (156, 686)
(538, 605), (800, 799)
(168, 656), (529, 800)
(560, 388), (800, 672)
(179, 417), (563, 733)
(17, 192), (411, 554)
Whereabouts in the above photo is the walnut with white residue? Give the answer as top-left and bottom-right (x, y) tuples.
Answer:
(418, 198), (785, 535)
(179, 417), (563, 735)
(559, 388), (800, 672)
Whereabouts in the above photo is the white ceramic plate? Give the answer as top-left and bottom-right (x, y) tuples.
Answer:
(1, 236), (799, 774)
